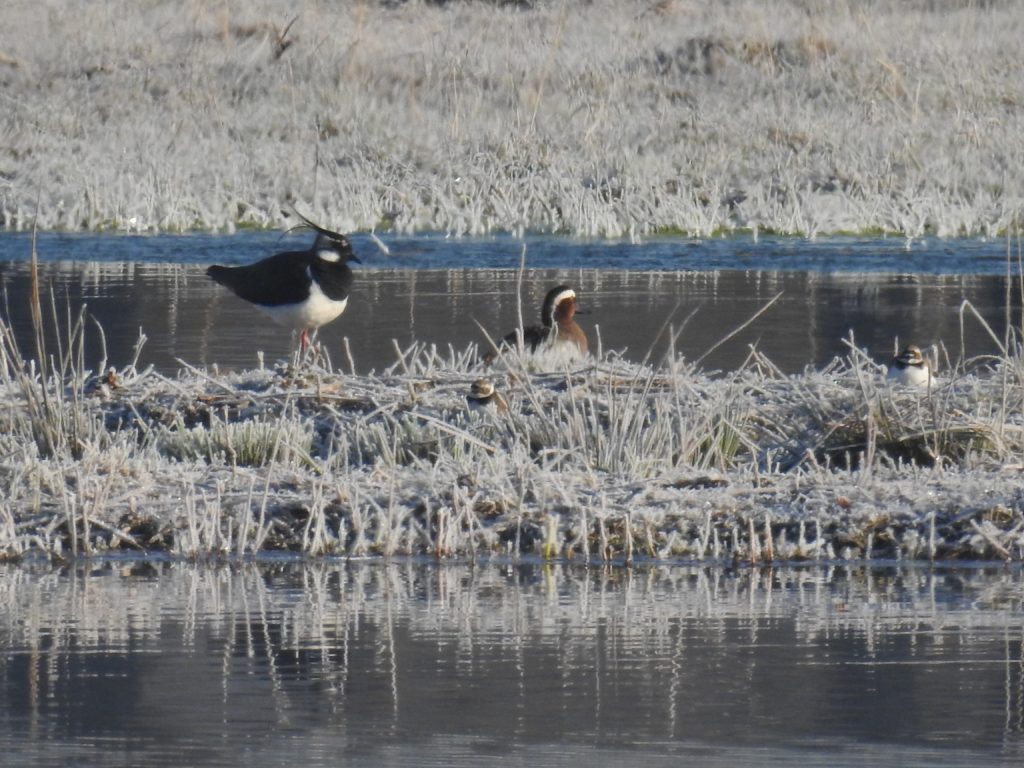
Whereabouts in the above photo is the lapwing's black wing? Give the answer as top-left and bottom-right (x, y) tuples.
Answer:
(206, 249), (314, 307)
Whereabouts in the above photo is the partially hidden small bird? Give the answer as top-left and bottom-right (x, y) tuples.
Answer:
(206, 217), (360, 350)
(485, 284), (588, 364)
(887, 344), (933, 387)
(466, 378), (509, 414)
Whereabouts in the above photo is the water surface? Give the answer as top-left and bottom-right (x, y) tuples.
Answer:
(1, 231), (1018, 274)
(0, 561), (1022, 767)
(1, 232), (1021, 374)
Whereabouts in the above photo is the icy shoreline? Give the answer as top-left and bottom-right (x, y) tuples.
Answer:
(2, 0), (1023, 237)
(3, 316), (1024, 562)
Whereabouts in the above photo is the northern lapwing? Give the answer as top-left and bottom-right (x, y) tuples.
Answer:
(485, 285), (589, 364)
(466, 378), (509, 414)
(887, 344), (933, 387)
(206, 218), (360, 350)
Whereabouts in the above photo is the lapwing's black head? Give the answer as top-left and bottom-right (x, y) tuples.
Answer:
(293, 211), (361, 266)
(540, 285), (581, 326)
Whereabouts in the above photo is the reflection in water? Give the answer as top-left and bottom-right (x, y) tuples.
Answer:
(0, 561), (1022, 767)
(0, 262), (1020, 375)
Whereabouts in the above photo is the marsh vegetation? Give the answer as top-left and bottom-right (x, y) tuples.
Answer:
(3, 277), (1024, 562)
(3, 1), (1023, 563)
(1, 0), (1022, 237)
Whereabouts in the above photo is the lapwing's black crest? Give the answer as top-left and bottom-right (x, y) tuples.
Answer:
(206, 215), (360, 348)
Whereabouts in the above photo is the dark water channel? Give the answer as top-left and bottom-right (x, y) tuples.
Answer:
(1, 561), (1022, 767)
(0, 232), (1020, 374)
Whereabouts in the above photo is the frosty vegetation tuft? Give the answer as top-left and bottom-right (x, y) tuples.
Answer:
(3, 295), (1024, 563)
(1, 0), (1023, 237)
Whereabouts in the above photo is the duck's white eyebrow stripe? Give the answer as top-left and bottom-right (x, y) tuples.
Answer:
(551, 289), (576, 307)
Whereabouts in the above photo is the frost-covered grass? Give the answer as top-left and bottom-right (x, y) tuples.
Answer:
(1, 0), (1023, 237)
(3, 295), (1024, 563)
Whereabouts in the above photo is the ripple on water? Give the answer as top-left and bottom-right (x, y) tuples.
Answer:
(0, 561), (1022, 767)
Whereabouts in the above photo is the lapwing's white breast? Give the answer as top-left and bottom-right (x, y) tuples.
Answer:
(260, 269), (348, 330)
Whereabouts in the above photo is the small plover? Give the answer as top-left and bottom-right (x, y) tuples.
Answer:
(466, 378), (509, 413)
(887, 344), (933, 387)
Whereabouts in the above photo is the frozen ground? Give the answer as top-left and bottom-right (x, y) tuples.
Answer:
(3, 306), (1024, 561)
(1, 0), (1022, 237)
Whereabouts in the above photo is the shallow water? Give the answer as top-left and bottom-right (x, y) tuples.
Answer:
(1, 231), (1019, 274)
(0, 560), (1022, 767)
(0, 232), (1020, 374)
